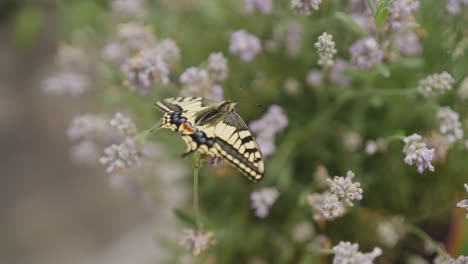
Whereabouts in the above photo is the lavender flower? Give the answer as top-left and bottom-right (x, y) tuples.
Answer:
(121, 48), (170, 95)
(457, 184), (468, 219)
(42, 72), (90, 96)
(117, 22), (155, 50)
(250, 187), (279, 218)
(315, 32), (337, 67)
(209, 84), (225, 101)
(229, 30), (262, 62)
(387, 0), (420, 31)
(179, 229), (215, 256)
(376, 216), (405, 247)
(394, 32), (422, 56)
(434, 255), (468, 264)
(286, 22), (303, 57)
(291, 0), (322, 15)
(343, 130), (363, 151)
(329, 59), (351, 87)
(207, 52), (228, 81)
(111, 0), (146, 17)
(102, 42), (127, 63)
(67, 114), (110, 141)
(180, 67), (210, 92)
(249, 105), (288, 156)
(244, 0), (273, 14)
(327, 171), (363, 207)
(308, 192), (346, 220)
(437, 107), (464, 144)
(110, 112), (137, 136)
(70, 140), (100, 166)
(291, 221), (315, 243)
(100, 138), (142, 173)
(156, 38), (181, 67)
(349, 37), (383, 69)
(417, 72), (455, 97)
(332, 241), (382, 264)
(446, 0), (468, 15)
(306, 70), (323, 89)
(402, 134), (435, 173)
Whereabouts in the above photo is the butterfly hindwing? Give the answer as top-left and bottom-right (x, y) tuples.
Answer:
(214, 112), (265, 182)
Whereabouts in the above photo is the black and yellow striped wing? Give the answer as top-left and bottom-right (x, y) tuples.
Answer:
(213, 112), (264, 182)
(154, 97), (265, 182)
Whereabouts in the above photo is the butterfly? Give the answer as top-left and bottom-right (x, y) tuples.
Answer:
(155, 97), (264, 182)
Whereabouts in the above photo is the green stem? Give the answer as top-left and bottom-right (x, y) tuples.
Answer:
(405, 224), (447, 257)
(192, 152), (203, 229)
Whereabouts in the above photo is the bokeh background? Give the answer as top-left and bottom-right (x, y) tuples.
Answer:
(1, 0), (467, 264)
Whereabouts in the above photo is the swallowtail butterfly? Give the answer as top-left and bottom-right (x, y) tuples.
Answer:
(155, 97), (264, 182)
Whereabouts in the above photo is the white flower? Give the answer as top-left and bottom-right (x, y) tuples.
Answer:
(327, 171), (363, 207)
(308, 192), (346, 220)
(179, 229), (215, 256)
(332, 241), (382, 264)
(457, 184), (468, 219)
(314, 32), (337, 67)
(418, 72), (454, 97)
(434, 255), (468, 264)
(112, 0), (146, 17)
(457, 77), (468, 100)
(110, 112), (137, 136)
(376, 216), (405, 247)
(250, 187), (279, 218)
(437, 106), (464, 144)
(70, 140), (100, 166)
(402, 134), (435, 173)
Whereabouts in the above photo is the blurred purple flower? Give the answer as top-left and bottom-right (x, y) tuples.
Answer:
(102, 42), (127, 63)
(207, 52), (228, 81)
(291, 0), (322, 15)
(100, 138), (142, 173)
(402, 134), (435, 173)
(446, 0), (468, 14)
(155, 39), (181, 67)
(209, 84), (225, 101)
(117, 22), (155, 50)
(70, 140), (101, 166)
(388, 0), (420, 30)
(111, 0), (146, 17)
(333, 241), (382, 264)
(179, 229), (215, 256)
(306, 70), (323, 89)
(284, 78), (301, 95)
(42, 72), (90, 96)
(249, 105), (288, 156)
(394, 32), (422, 56)
(250, 187), (279, 218)
(286, 22), (303, 57)
(329, 59), (351, 87)
(229, 30), (262, 62)
(110, 112), (137, 136)
(121, 48), (170, 95)
(244, 0), (273, 14)
(67, 114), (111, 141)
(349, 37), (383, 69)
(437, 106), (464, 144)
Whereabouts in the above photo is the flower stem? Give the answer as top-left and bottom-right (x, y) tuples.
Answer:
(192, 152), (203, 229)
(405, 224), (447, 257)
(135, 119), (162, 143)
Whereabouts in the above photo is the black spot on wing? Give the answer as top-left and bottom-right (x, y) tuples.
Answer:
(155, 100), (183, 112)
(241, 135), (254, 144)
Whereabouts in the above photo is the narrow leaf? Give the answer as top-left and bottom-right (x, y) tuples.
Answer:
(173, 208), (197, 227)
(334, 12), (367, 37)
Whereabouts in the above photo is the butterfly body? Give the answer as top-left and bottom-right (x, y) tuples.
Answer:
(155, 97), (264, 182)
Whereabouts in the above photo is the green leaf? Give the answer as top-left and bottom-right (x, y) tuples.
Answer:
(375, 7), (389, 32)
(334, 12), (367, 37)
(376, 63), (391, 78)
(173, 208), (197, 227)
(14, 5), (44, 48)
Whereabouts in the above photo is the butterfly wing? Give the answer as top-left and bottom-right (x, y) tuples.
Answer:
(155, 97), (218, 132)
(213, 111), (265, 182)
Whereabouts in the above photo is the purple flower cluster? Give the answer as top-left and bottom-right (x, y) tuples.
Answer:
(249, 105), (288, 156)
(349, 37), (383, 69)
(244, 0), (273, 14)
(179, 52), (228, 101)
(446, 0), (468, 15)
(229, 30), (262, 62)
(402, 134), (435, 173)
(250, 187), (280, 218)
(291, 0), (322, 15)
